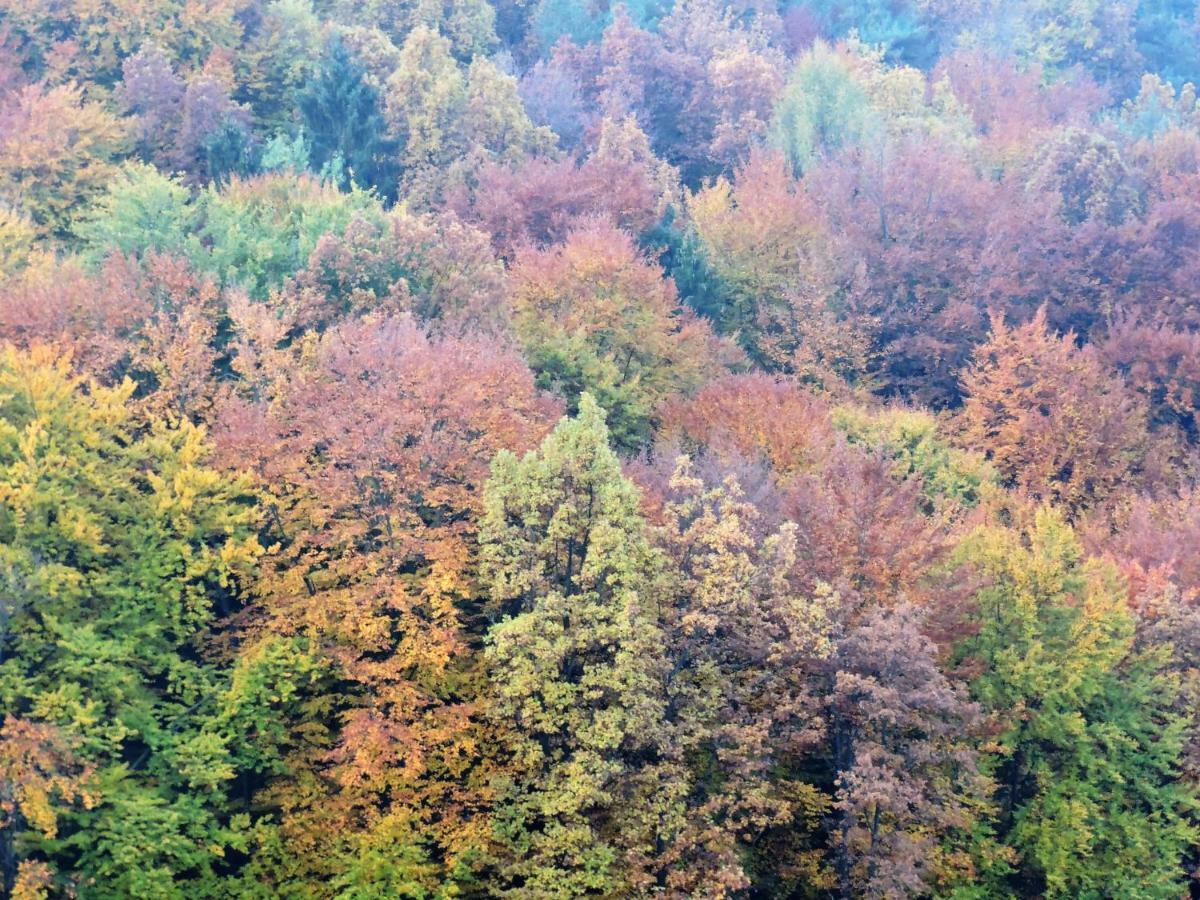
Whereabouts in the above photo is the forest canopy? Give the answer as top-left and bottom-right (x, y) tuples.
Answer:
(3, 0), (1200, 897)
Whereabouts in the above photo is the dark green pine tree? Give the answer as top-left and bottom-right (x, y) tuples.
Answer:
(299, 37), (399, 201)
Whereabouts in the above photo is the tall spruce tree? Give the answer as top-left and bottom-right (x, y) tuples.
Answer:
(299, 37), (398, 199)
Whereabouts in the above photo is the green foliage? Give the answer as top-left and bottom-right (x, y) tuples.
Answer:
(259, 131), (312, 175)
(0, 346), (265, 896)
(832, 404), (997, 507)
(771, 41), (878, 175)
(957, 508), (1198, 898)
(531, 0), (668, 51)
(799, 0), (938, 67)
(74, 163), (196, 262)
(479, 395), (677, 897)
(195, 172), (381, 299)
(299, 37), (399, 199)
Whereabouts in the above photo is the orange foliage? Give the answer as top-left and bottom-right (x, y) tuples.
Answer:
(957, 308), (1152, 513)
(212, 315), (559, 876)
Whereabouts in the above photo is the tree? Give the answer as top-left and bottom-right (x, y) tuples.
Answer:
(195, 171), (382, 299)
(115, 45), (253, 185)
(810, 136), (1000, 406)
(648, 459), (833, 897)
(385, 26), (466, 173)
(323, 0), (498, 60)
(658, 373), (842, 476)
(236, 0), (324, 135)
(0, 252), (226, 421)
(0, 0), (242, 86)
(687, 151), (867, 381)
(212, 315), (558, 895)
(74, 164), (196, 262)
(831, 404), (997, 509)
(771, 41), (876, 176)
(478, 395), (678, 897)
(299, 36), (398, 199)
(0, 83), (127, 238)
(804, 0), (937, 66)
(935, 49), (1104, 160)
(508, 223), (731, 449)
(1025, 128), (1140, 226)
(1101, 315), (1200, 442)
(824, 604), (988, 898)
(0, 345), (263, 896)
(956, 506), (1197, 897)
(281, 206), (508, 334)
(115, 45), (186, 171)
(449, 123), (665, 260)
(957, 309), (1151, 513)
(0, 718), (96, 896)
(658, 374), (954, 616)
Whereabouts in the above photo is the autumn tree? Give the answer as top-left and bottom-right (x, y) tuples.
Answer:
(957, 309), (1152, 513)
(281, 206), (508, 333)
(212, 315), (557, 894)
(478, 395), (677, 897)
(648, 459), (833, 897)
(1025, 128), (1140, 226)
(824, 603), (987, 898)
(508, 223), (731, 449)
(659, 374), (951, 615)
(0, 0), (242, 85)
(811, 137), (1000, 405)
(0, 719), (95, 896)
(1101, 315), (1200, 442)
(588, 0), (789, 182)
(687, 150), (868, 381)
(0, 83), (127, 238)
(117, 46), (253, 184)
(449, 117), (667, 259)
(658, 373), (842, 477)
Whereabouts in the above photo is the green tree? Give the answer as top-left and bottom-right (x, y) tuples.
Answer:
(73, 163), (196, 262)
(195, 171), (381, 299)
(478, 395), (679, 897)
(956, 506), (1197, 898)
(0, 345), (264, 897)
(771, 41), (877, 176)
(299, 37), (399, 199)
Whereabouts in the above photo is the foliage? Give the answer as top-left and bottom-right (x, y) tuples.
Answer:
(507, 223), (730, 449)
(957, 309), (1151, 513)
(956, 507), (1197, 897)
(0, 83), (127, 239)
(0, 345), (262, 896)
(771, 41), (877, 176)
(299, 37), (399, 198)
(6, 0), (1200, 893)
(479, 395), (675, 897)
